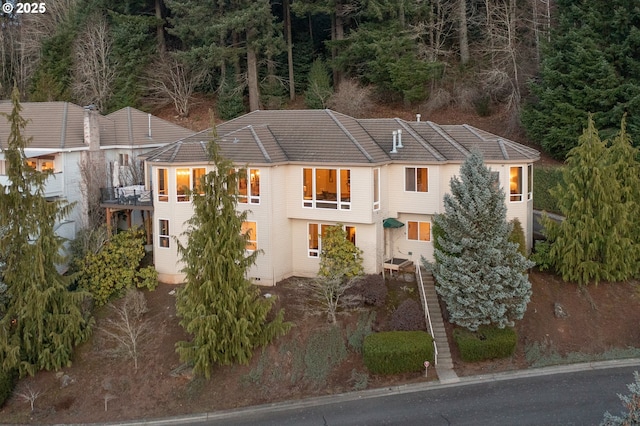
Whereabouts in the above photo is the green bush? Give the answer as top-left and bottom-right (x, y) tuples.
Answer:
(508, 218), (527, 256)
(363, 331), (434, 375)
(304, 326), (347, 385)
(453, 326), (517, 362)
(0, 368), (17, 407)
(533, 166), (564, 214)
(530, 240), (553, 271)
(304, 59), (332, 109)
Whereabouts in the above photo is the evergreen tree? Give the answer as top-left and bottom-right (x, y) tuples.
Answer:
(0, 87), (91, 377)
(175, 131), (290, 379)
(601, 371), (640, 426)
(542, 117), (637, 284)
(318, 225), (363, 282)
(433, 150), (534, 331)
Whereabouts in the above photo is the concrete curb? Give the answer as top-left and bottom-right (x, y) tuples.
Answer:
(95, 358), (640, 426)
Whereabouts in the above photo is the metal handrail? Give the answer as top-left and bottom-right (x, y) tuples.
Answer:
(416, 263), (438, 366)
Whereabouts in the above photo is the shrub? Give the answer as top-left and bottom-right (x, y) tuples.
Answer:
(508, 218), (527, 257)
(304, 59), (332, 109)
(358, 274), (387, 307)
(327, 79), (373, 117)
(453, 326), (517, 362)
(533, 166), (564, 214)
(389, 299), (425, 331)
(0, 368), (17, 407)
(304, 326), (347, 386)
(530, 240), (553, 271)
(363, 331), (434, 375)
(347, 310), (376, 353)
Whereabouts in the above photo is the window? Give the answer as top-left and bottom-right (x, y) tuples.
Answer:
(242, 221), (257, 251)
(302, 168), (351, 210)
(159, 219), (170, 248)
(119, 153), (129, 166)
(176, 168), (190, 202)
(527, 164), (533, 200)
(308, 223), (356, 257)
(25, 156), (55, 172)
(235, 168), (260, 204)
(192, 168), (206, 195)
(407, 221), (431, 242)
(405, 167), (428, 192)
(510, 166), (523, 202)
(373, 168), (380, 210)
(157, 168), (168, 202)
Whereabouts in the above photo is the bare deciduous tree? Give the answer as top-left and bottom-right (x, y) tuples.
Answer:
(327, 79), (373, 118)
(307, 277), (362, 324)
(79, 152), (107, 229)
(15, 384), (43, 412)
(72, 13), (115, 112)
(145, 53), (206, 117)
(98, 289), (153, 370)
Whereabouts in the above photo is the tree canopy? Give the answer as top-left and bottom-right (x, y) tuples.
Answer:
(432, 150), (534, 331)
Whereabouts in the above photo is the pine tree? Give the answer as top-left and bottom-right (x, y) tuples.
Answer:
(601, 371), (640, 426)
(175, 131), (290, 379)
(433, 150), (534, 331)
(0, 87), (91, 377)
(542, 116), (636, 284)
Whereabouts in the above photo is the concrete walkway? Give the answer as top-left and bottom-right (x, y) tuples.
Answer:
(420, 267), (460, 384)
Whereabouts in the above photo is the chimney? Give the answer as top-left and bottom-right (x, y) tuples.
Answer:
(416, 113), (421, 122)
(83, 105), (100, 151)
(390, 130), (398, 153)
(397, 129), (403, 148)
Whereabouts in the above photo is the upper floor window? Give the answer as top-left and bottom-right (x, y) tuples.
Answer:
(157, 168), (168, 202)
(510, 166), (523, 202)
(235, 168), (260, 204)
(527, 164), (533, 200)
(176, 167), (206, 202)
(241, 221), (258, 251)
(373, 168), (380, 210)
(303, 168), (351, 210)
(405, 167), (428, 192)
(119, 153), (129, 167)
(407, 221), (431, 242)
(25, 156), (55, 173)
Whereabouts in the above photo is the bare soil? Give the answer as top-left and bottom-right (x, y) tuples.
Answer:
(1, 271), (639, 425)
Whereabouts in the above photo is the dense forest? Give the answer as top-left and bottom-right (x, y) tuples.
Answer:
(0, 0), (638, 159)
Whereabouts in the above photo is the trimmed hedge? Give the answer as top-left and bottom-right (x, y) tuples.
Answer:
(532, 166), (564, 214)
(453, 326), (517, 362)
(363, 331), (434, 375)
(0, 368), (18, 408)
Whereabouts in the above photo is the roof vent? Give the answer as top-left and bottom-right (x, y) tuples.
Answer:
(397, 129), (403, 148)
(390, 130), (398, 153)
(416, 113), (421, 122)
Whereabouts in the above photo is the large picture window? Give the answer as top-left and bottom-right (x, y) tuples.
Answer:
(242, 221), (257, 251)
(407, 221), (431, 242)
(308, 223), (356, 257)
(176, 167), (206, 202)
(405, 167), (428, 192)
(157, 168), (168, 202)
(510, 166), (523, 202)
(302, 168), (351, 210)
(159, 219), (170, 248)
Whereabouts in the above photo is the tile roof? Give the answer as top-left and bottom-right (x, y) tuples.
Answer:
(142, 109), (540, 165)
(0, 102), (193, 151)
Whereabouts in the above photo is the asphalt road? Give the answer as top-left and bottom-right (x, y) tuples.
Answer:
(189, 364), (639, 426)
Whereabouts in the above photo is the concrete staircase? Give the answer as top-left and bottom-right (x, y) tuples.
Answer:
(420, 267), (460, 384)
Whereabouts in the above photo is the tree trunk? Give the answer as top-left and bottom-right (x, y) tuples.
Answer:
(332, 4), (345, 90)
(247, 45), (260, 111)
(284, 0), (295, 100)
(458, 0), (470, 65)
(155, 0), (166, 53)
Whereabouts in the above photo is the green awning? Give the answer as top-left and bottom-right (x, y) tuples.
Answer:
(383, 218), (404, 229)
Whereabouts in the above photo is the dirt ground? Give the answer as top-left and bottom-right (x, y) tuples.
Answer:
(1, 271), (639, 425)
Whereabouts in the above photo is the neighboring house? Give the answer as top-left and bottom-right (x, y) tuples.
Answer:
(0, 101), (194, 243)
(142, 109), (539, 285)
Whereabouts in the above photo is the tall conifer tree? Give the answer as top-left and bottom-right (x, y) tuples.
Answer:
(175, 130), (289, 379)
(0, 87), (91, 377)
(542, 116), (634, 284)
(433, 150), (533, 331)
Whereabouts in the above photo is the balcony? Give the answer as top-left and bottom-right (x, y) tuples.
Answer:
(100, 186), (153, 207)
(0, 172), (64, 197)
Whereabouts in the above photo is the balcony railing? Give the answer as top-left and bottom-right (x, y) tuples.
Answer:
(101, 186), (153, 207)
(0, 172), (64, 197)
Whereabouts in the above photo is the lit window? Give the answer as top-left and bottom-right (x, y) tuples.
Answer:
(242, 221), (257, 251)
(158, 168), (168, 202)
(510, 167), (523, 202)
(176, 168), (190, 202)
(407, 221), (431, 241)
(308, 223), (356, 257)
(192, 168), (206, 195)
(234, 168), (260, 204)
(405, 167), (428, 192)
(373, 168), (380, 210)
(527, 164), (533, 200)
(159, 219), (170, 248)
(302, 168), (351, 210)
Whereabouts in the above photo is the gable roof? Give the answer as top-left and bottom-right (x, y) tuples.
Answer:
(142, 109), (540, 165)
(0, 102), (193, 151)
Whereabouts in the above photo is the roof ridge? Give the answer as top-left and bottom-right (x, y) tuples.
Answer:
(247, 125), (272, 163)
(395, 119), (446, 161)
(427, 121), (470, 157)
(326, 110), (374, 163)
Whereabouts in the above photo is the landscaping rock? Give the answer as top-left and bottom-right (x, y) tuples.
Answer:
(554, 302), (568, 318)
